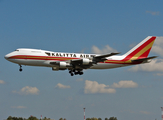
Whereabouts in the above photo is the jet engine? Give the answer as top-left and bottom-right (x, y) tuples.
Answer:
(82, 58), (92, 65)
(59, 62), (67, 68)
(51, 62), (69, 71)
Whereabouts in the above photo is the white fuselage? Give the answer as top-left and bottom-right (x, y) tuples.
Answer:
(4, 36), (157, 76)
(5, 48), (129, 70)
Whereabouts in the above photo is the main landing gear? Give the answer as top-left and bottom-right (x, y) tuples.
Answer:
(19, 65), (22, 72)
(69, 69), (83, 76)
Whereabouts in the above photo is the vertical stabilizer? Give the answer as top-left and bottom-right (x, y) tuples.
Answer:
(123, 36), (156, 61)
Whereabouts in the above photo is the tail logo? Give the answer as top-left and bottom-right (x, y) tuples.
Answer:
(123, 36), (156, 62)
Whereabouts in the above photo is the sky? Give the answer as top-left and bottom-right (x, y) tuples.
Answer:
(0, 0), (163, 120)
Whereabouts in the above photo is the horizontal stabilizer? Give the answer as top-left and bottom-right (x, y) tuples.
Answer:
(132, 56), (157, 62)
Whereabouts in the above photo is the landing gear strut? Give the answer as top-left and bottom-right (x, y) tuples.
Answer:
(69, 69), (83, 76)
(19, 65), (22, 72)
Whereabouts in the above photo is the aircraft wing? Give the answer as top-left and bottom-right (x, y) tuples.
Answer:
(71, 59), (84, 64)
(70, 52), (120, 65)
(132, 56), (157, 63)
(94, 52), (120, 59)
(93, 52), (120, 62)
(50, 52), (120, 69)
(50, 61), (61, 65)
(70, 59), (92, 69)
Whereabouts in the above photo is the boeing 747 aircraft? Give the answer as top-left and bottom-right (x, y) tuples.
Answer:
(5, 36), (157, 76)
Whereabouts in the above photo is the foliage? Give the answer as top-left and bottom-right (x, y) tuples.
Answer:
(7, 116), (26, 120)
(109, 117), (117, 120)
(6, 116), (51, 120)
(92, 118), (98, 120)
(86, 118), (98, 120)
(7, 115), (118, 120)
(59, 118), (66, 120)
(43, 117), (51, 120)
(86, 118), (91, 120)
(86, 117), (118, 120)
(27, 116), (38, 120)
(7, 116), (12, 120)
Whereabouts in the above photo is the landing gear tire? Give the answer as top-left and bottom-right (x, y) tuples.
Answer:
(79, 72), (83, 75)
(19, 65), (22, 72)
(71, 73), (74, 76)
(69, 69), (84, 76)
(74, 72), (78, 75)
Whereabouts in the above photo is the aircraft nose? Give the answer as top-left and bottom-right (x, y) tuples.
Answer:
(4, 54), (10, 60)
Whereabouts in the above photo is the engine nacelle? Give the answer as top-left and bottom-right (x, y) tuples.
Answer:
(52, 62), (68, 71)
(52, 66), (59, 71)
(59, 62), (66, 68)
(82, 58), (92, 65)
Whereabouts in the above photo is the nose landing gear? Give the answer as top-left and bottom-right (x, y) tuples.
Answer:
(19, 65), (22, 72)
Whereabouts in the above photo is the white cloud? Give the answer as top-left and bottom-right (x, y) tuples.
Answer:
(84, 80), (139, 94)
(129, 59), (163, 72)
(76, 78), (83, 82)
(55, 83), (71, 89)
(0, 80), (5, 84)
(67, 97), (73, 101)
(152, 37), (163, 57)
(140, 111), (150, 114)
(129, 37), (163, 72)
(156, 73), (163, 76)
(84, 80), (116, 94)
(146, 11), (160, 15)
(91, 45), (118, 54)
(11, 106), (26, 109)
(112, 80), (138, 88)
(12, 86), (39, 95)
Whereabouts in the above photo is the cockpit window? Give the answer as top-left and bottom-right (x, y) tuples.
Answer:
(15, 49), (19, 51)
(45, 52), (50, 56)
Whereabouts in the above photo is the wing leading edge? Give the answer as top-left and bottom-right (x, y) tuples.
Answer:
(93, 52), (120, 63)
